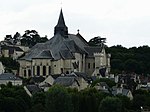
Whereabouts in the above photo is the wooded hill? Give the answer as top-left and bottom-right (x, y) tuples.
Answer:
(106, 45), (150, 75)
(88, 36), (150, 75)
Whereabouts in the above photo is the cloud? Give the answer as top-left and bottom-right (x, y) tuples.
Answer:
(0, 0), (150, 47)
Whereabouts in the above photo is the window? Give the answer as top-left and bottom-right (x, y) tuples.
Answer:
(33, 66), (35, 76)
(61, 68), (63, 73)
(28, 69), (31, 77)
(93, 63), (95, 69)
(43, 66), (46, 76)
(24, 70), (26, 77)
(49, 66), (51, 75)
(88, 63), (90, 69)
(37, 66), (40, 76)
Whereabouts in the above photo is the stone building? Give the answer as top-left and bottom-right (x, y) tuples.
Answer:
(18, 9), (111, 78)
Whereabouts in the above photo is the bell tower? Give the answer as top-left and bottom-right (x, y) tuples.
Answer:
(54, 9), (68, 37)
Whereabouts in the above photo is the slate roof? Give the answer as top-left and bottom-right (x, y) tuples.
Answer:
(54, 76), (80, 87)
(0, 73), (21, 80)
(20, 33), (88, 61)
(51, 74), (61, 79)
(71, 72), (89, 81)
(20, 9), (103, 61)
(30, 76), (45, 84)
(33, 50), (53, 59)
(55, 9), (67, 28)
(98, 82), (109, 89)
(1, 45), (24, 54)
(84, 46), (103, 58)
(26, 84), (42, 94)
(111, 87), (130, 96)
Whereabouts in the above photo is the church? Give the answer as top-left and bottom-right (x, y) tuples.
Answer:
(18, 9), (111, 78)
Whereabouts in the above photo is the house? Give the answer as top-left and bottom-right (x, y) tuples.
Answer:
(24, 84), (42, 97)
(0, 45), (24, 59)
(111, 86), (133, 100)
(0, 62), (4, 74)
(18, 9), (111, 78)
(0, 73), (22, 85)
(39, 75), (55, 86)
(39, 75), (54, 91)
(53, 72), (89, 90)
(53, 76), (80, 90)
(94, 82), (110, 93)
(70, 72), (89, 90)
(29, 76), (45, 84)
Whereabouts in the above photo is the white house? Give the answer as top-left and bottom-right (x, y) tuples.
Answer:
(0, 73), (22, 86)
(0, 62), (4, 74)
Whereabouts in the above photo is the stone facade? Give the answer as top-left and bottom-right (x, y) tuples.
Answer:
(18, 9), (111, 78)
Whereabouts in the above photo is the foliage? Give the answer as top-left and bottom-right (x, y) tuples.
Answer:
(4, 30), (48, 47)
(78, 88), (107, 112)
(21, 30), (48, 47)
(88, 36), (106, 46)
(91, 78), (116, 88)
(31, 92), (46, 106)
(1, 84), (150, 112)
(99, 96), (123, 112)
(0, 56), (19, 71)
(45, 85), (73, 112)
(116, 94), (131, 111)
(0, 84), (31, 112)
(105, 45), (150, 74)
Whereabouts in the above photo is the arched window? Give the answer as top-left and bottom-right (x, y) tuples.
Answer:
(49, 66), (51, 75)
(24, 70), (26, 77)
(33, 66), (35, 76)
(37, 66), (40, 76)
(28, 69), (31, 77)
(43, 66), (46, 76)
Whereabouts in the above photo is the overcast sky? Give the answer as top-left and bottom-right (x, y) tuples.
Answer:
(0, 0), (150, 47)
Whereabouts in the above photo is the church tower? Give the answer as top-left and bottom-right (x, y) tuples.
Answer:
(54, 9), (68, 37)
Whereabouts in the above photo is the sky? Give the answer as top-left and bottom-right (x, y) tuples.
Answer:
(0, 0), (150, 48)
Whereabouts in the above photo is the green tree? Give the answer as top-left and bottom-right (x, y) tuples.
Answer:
(116, 94), (131, 111)
(91, 78), (116, 88)
(21, 30), (48, 47)
(88, 36), (106, 46)
(105, 45), (150, 74)
(132, 94), (147, 111)
(111, 59), (124, 73)
(45, 85), (73, 112)
(99, 96), (122, 112)
(32, 92), (46, 106)
(0, 84), (31, 112)
(0, 57), (20, 72)
(67, 88), (80, 112)
(124, 59), (141, 73)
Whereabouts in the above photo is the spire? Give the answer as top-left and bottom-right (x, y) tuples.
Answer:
(54, 9), (68, 37)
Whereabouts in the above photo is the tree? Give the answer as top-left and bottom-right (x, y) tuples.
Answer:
(78, 88), (101, 112)
(124, 59), (140, 73)
(4, 35), (13, 44)
(91, 78), (116, 88)
(88, 36), (106, 46)
(99, 96), (122, 112)
(45, 85), (73, 112)
(31, 92), (46, 106)
(132, 94), (147, 111)
(21, 30), (48, 47)
(0, 84), (31, 112)
(0, 57), (20, 72)
(13, 32), (22, 45)
(30, 92), (46, 112)
(116, 94), (131, 111)
(111, 59), (124, 73)
(67, 88), (80, 112)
